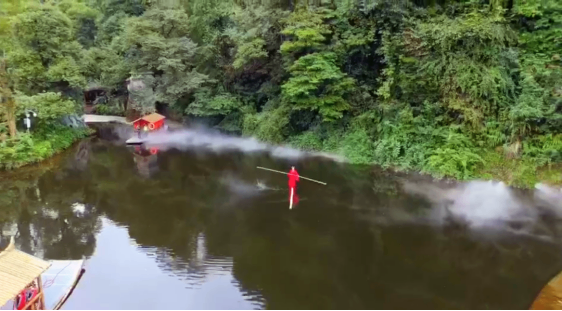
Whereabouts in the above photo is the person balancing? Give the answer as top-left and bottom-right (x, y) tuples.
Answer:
(288, 166), (300, 209)
(288, 166), (299, 188)
(256, 166), (327, 209)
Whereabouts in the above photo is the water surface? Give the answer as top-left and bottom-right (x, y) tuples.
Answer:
(1, 130), (562, 309)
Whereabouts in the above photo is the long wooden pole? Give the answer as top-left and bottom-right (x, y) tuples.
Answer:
(256, 166), (327, 185)
(23, 289), (43, 310)
(38, 275), (45, 310)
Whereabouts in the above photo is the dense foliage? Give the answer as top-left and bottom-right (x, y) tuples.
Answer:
(0, 0), (560, 184)
(0, 124), (90, 169)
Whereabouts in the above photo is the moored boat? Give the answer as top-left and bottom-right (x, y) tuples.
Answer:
(530, 270), (562, 309)
(0, 238), (85, 310)
(126, 112), (167, 145)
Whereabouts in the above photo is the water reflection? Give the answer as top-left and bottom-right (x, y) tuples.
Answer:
(132, 145), (159, 178)
(72, 140), (91, 171)
(0, 157), (101, 259)
(1, 136), (562, 309)
(64, 219), (263, 309)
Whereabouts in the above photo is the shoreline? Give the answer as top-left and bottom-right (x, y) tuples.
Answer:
(174, 121), (562, 189)
(286, 138), (562, 190)
(4, 120), (560, 190)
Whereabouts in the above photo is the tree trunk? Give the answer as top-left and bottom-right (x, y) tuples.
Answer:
(0, 60), (16, 137)
(6, 97), (16, 137)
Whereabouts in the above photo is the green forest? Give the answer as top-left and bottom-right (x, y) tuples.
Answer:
(0, 0), (561, 186)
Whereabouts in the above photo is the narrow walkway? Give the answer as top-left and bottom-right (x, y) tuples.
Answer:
(82, 114), (130, 124)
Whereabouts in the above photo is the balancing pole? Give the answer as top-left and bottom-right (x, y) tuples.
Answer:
(256, 166), (327, 186)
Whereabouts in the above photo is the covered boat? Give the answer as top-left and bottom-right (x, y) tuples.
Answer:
(0, 239), (85, 310)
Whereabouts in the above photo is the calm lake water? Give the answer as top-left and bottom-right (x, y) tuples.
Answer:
(1, 126), (562, 309)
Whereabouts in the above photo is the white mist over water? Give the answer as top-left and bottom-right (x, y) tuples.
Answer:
(535, 183), (562, 215)
(404, 181), (534, 228)
(142, 129), (301, 159)
(400, 180), (562, 239)
(123, 127), (344, 161)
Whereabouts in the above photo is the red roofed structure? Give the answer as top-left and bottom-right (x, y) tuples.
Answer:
(133, 113), (165, 131)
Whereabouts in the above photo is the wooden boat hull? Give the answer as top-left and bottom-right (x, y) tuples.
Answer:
(125, 136), (146, 145)
(530, 270), (562, 309)
(126, 124), (170, 145)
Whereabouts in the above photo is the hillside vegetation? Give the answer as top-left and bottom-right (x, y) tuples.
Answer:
(0, 0), (561, 185)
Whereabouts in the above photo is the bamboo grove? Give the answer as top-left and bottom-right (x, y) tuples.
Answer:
(0, 0), (561, 185)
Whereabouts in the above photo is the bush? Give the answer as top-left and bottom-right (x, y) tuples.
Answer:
(0, 124), (90, 170)
(242, 105), (290, 144)
(339, 128), (374, 164)
(95, 103), (125, 116)
(523, 134), (562, 165)
(288, 131), (323, 151)
(424, 131), (484, 180)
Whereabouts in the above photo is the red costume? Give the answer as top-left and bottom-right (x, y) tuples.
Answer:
(288, 168), (299, 189)
(288, 168), (300, 207)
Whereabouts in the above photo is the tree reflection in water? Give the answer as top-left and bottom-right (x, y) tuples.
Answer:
(0, 143), (101, 259)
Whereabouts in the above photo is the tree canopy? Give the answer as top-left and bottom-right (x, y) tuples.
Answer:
(0, 0), (561, 183)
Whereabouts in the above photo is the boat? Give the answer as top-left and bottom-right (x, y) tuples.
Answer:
(0, 238), (85, 310)
(125, 136), (146, 145)
(125, 112), (167, 145)
(530, 269), (562, 309)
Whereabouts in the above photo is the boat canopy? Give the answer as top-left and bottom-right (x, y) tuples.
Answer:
(0, 238), (51, 307)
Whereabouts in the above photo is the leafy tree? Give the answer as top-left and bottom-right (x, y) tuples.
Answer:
(280, 8), (331, 55)
(0, 60), (18, 137)
(381, 10), (518, 126)
(56, 0), (100, 48)
(124, 7), (209, 110)
(8, 3), (87, 93)
(15, 92), (75, 120)
(510, 0), (562, 139)
(281, 8), (355, 121)
(0, 0), (33, 137)
(282, 52), (354, 120)
(222, 6), (287, 108)
(186, 88), (242, 116)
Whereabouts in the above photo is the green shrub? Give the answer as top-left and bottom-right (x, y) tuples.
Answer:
(242, 106), (290, 144)
(523, 134), (562, 165)
(340, 128), (374, 164)
(96, 103), (125, 116)
(424, 132), (484, 180)
(0, 124), (89, 170)
(186, 88), (242, 117)
(288, 131), (323, 151)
